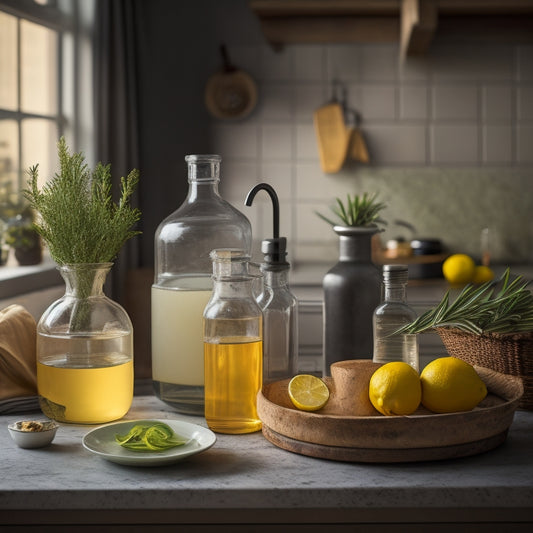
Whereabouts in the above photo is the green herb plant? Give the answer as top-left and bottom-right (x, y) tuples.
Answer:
(397, 269), (533, 335)
(316, 192), (387, 228)
(25, 137), (141, 265)
(24, 137), (141, 331)
(115, 422), (188, 452)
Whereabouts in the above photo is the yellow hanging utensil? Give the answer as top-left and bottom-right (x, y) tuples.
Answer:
(313, 102), (350, 174)
(345, 108), (370, 164)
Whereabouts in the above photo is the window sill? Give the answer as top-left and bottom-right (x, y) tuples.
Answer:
(0, 255), (62, 299)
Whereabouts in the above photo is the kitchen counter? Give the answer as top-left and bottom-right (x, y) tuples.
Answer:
(1, 394), (532, 531)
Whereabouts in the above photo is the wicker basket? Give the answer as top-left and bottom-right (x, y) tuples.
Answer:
(437, 327), (533, 410)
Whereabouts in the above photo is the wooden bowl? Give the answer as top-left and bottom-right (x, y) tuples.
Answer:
(257, 360), (523, 462)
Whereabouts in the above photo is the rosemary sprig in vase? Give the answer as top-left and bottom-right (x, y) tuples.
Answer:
(25, 137), (141, 331)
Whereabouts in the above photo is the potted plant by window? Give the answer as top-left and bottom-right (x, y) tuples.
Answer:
(316, 193), (387, 375)
(5, 219), (42, 266)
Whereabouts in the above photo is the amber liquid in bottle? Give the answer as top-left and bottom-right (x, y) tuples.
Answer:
(204, 337), (263, 434)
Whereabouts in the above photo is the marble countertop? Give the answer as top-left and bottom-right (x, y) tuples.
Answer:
(1, 395), (533, 529)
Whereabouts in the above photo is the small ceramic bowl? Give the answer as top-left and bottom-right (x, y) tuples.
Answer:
(8, 420), (59, 449)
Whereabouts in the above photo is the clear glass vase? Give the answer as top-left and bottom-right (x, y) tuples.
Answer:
(36, 263), (134, 424)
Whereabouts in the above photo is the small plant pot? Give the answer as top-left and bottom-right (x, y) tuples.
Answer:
(14, 245), (42, 266)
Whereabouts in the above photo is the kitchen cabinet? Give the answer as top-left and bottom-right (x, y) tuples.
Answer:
(250, 0), (533, 60)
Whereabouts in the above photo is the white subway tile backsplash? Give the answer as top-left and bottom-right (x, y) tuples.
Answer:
(400, 85), (428, 120)
(294, 84), (327, 122)
(210, 40), (533, 264)
(259, 163), (293, 201)
(359, 85), (396, 120)
(296, 202), (337, 242)
(211, 124), (259, 158)
(482, 125), (513, 165)
(218, 160), (258, 203)
(295, 123), (320, 160)
(482, 85), (513, 121)
(360, 45), (398, 82)
(431, 124), (479, 164)
(260, 45), (292, 81)
(517, 86), (533, 121)
(292, 45), (325, 81)
(517, 125), (533, 164)
(365, 125), (427, 164)
(261, 124), (293, 160)
(429, 45), (514, 81)
(259, 84), (294, 121)
(432, 86), (478, 121)
(327, 44), (361, 81)
(398, 56), (430, 82)
(517, 46), (533, 81)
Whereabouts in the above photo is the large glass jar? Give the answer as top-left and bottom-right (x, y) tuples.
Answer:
(203, 249), (263, 434)
(152, 155), (252, 415)
(36, 263), (134, 424)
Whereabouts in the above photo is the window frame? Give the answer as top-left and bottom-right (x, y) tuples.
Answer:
(0, 0), (95, 298)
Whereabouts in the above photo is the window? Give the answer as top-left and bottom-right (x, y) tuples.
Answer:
(0, 0), (94, 292)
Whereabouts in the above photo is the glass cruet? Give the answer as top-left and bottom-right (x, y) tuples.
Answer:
(203, 249), (263, 434)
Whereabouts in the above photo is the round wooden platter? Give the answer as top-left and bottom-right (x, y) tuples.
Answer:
(257, 361), (524, 463)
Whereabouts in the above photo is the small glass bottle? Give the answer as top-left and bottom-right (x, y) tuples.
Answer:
(37, 263), (133, 424)
(372, 264), (419, 371)
(152, 155), (252, 415)
(245, 183), (298, 384)
(203, 249), (263, 434)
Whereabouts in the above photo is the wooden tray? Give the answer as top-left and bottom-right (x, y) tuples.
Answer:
(257, 363), (523, 463)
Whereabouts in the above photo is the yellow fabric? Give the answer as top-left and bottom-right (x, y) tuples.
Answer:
(0, 304), (37, 400)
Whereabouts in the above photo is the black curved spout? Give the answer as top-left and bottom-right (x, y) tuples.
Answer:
(245, 183), (279, 239)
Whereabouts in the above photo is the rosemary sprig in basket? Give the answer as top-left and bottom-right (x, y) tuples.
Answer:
(397, 269), (533, 335)
(315, 192), (387, 228)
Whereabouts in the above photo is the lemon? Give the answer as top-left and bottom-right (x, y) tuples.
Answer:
(420, 357), (487, 413)
(288, 374), (330, 411)
(368, 362), (421, 416)
(472, 265), (495, 284)
(442, 254), (476, 284)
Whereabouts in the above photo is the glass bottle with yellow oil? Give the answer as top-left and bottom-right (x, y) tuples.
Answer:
(203, 249), (263, 434)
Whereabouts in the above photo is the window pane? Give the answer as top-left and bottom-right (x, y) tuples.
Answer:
(0, 120), (20, 219)
(22, 119), (58, 191)
(21, 20), (58, 115)
(0, 12), (18, 111)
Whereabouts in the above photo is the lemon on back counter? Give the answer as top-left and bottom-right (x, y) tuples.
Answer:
(442, 254), (476, 284)
(288, 374), (330, 412)
(472, 265), (495, 284)
(420, 357), (487, 413)
(368, 362), (421, 416)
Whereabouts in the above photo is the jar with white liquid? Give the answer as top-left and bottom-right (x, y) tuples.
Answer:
(151, 155), (252, 415)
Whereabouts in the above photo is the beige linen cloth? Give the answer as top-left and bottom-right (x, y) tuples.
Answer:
(0, 304), (39, 412)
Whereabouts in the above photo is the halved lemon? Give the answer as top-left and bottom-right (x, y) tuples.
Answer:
(288, 374), (330, 412)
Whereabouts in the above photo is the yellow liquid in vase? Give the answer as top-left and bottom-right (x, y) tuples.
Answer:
(204, 338), (262, 434)
(37, 358), (133, 424)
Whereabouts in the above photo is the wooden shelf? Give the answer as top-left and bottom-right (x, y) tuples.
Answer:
(249, 0), (533, 58)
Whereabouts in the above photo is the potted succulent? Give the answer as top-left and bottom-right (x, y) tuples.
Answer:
(5, 218), (42, 266)
(316, 193), (387, 375)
